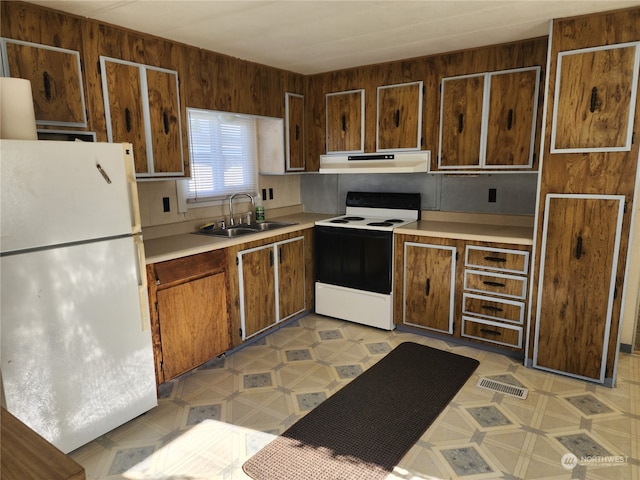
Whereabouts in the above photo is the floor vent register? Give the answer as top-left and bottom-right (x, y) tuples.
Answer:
(476, 378), (528, 399)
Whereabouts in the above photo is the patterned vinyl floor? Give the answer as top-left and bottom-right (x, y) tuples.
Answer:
(70, 313), (640, 480)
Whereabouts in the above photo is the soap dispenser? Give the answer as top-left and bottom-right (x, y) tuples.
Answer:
(255, 193), (265, 222)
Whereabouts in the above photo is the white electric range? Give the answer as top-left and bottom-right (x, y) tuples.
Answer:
(314, 191), (421, 330)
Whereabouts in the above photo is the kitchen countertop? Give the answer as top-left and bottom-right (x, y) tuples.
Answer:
(395, 219), (534, 245)
(143, 212), (332, 264)
(144, 211), (535, 264)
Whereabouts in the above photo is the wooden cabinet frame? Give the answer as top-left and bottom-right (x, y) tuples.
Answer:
(100, 56), (185, 178)
(532, 194), (625, 384)
(325, 89), (365, 154)
(237, 235), (305, 340)
(285, 92), (305, 171)
(1, 38), (88, 128)
(376, 81), (423, 152)
(550, 42), (640, 153)
(438, 66), (540, 171)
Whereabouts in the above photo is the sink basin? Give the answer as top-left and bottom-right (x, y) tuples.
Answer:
(246, 221), (297, 231)
(193, 221), (297, 238)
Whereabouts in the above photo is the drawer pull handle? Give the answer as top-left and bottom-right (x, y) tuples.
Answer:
(507, 108), (513, 130)
(484, 256), (506, 263)
(458, 113), (464, 133)
(481, 305), (503, 312)
(590, 86), (599, 113)
(341, 114), (346, 132)
(395, 109), (400, 128)
(483, 281), (505, 287)
(480, 328), (502, 336)
(425, 278), (431, 296)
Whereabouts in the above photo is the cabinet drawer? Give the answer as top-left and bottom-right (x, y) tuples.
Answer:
(154, 250), (227, 287)
(464, 270), (527, 299)
(462, 293), (525, 324)
(465, 246), (529, 274)
(462, 317), (522, 348)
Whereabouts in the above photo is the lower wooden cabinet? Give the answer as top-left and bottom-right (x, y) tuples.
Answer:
(147, 250), (230, 385)
(394, 233), (531, 353)
(532, 194), (625, 383)
(397, 240), (457, 334)
(238, 236), (306, 340)
(227, 229), (314, 345)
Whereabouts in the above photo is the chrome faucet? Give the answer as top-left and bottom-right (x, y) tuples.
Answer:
(228, 193), (255, 226)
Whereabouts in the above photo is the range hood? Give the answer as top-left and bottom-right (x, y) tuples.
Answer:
(319, 151), (430, 174)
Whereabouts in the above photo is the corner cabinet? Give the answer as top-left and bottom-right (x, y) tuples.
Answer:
(237, 234), (307, 341)
(325, 89), (365, 153)
(147, 250), (230, 385)
(438, 66), (541, 171)
(100, 56), (186, 179)
(1, 38), (87, 127)
(550, 42), (640, 153)
(533, 195), (625, 383)
(285, 92), (305, 171)
(376, 81), (423, 151)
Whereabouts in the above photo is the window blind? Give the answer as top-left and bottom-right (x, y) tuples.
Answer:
(186, 108), (258, 202)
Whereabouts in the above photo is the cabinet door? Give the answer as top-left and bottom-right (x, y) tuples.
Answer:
(402, 242), (456, 334)
(239, 246), (276, 339)
(533, 194), (624, 382)
(285, 92), (305, 171)
(157, 272), (229, 380)
(146, 68), (183, 174)
(377, 81), (422, 151)
(326, 89), (364, 153)
(485, 68), (539, 167)
(277, 237), (305, 320)
(2, 38), (87, 127)
(439, 75), (484, 168)
(551, 43), (639, 152)
(102, 59), (149, 173)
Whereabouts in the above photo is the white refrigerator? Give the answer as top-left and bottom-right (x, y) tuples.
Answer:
(0, 139), (157, 453)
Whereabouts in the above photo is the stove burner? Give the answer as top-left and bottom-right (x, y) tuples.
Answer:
(385, 219), (405, 223)
(329, 219), (349, 223)
(342, 216), (365, 221)
(367, 222), (393, 227)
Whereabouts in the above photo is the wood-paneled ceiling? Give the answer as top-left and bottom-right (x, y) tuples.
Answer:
(24, 0), (638, 74)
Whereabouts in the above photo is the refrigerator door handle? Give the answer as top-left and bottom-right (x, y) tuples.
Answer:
(134, 235), (150, 331)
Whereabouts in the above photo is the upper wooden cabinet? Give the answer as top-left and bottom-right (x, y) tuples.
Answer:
(376, 81), (423, 151)
(439, 74), (485, 168)
(100, 56), (185, 179)
(285, 92), (305, 171)
(1, 38), (87, 127)
(551, 42), (640, 153)
(325, 89), (364, 153)
(438, 66), (541, 171)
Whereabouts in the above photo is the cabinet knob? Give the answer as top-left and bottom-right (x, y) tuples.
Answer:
(575, 235), (584, 259)
(163, 112), (170, 134)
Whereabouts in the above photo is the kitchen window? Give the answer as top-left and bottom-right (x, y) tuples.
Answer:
(179, 108), (258, 208)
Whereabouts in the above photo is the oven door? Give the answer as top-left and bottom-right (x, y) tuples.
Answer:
(314, 225), (393, 294)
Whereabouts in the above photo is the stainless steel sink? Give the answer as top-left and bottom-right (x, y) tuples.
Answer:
(193, 221), (297, 238)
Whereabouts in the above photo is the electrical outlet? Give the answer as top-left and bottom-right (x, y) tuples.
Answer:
(262, 188), (267, 201)
(162, 197), (170, 212)
(488, 188), (497, 203)
(269, 188), (274, 200)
